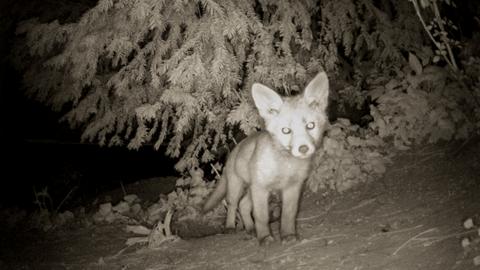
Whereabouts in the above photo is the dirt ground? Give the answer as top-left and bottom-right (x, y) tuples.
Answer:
(1, 142), (479, 270)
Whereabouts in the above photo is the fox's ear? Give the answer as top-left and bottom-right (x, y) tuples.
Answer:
(304, 72), (329, 111)
(251, 83), (284, 118)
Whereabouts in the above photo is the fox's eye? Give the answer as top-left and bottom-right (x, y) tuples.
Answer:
(281, 127), (291, 134)
(306, 122), (315, 130)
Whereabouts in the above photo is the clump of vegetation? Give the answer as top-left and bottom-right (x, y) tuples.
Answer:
(308, 119), (391, 193)
(461, 216), (480, 267)
(369, 60), (476, 150)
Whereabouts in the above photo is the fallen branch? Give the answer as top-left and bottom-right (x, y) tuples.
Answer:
(332, 198), (377, 214)
(369, 224), (424, 240)
(419, 228), (478, 246)
(55, 186), (77, 213)
(392, 227), (438, 256)
(284, 234), (348, 253)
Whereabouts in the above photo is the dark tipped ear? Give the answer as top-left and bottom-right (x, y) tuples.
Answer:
(303, 72), (329, 111)
(251, 83), (283, 119)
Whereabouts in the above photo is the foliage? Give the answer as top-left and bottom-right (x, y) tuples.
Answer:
(408, 0), (460, 70)
(163, 167), (211, 218)
(33, 186), (54, 212)
(461, 57), (480, 131)
(13, 0), (428, 172)
(307, 119), (391, 193)
(369, 57), (477, 150)
(317, 0), (425, 72)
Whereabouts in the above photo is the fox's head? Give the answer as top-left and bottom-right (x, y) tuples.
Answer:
(252, 72), (329, 159)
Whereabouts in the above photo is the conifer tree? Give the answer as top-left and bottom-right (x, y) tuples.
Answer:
(14, 0), (424, 171)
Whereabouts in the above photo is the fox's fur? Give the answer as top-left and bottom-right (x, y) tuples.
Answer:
(203, 72), (330, 245)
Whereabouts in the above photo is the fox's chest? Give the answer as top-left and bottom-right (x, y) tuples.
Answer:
(255, 154), (312, 190)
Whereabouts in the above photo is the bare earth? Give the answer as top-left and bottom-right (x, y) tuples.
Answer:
(2, 142), (479, 270)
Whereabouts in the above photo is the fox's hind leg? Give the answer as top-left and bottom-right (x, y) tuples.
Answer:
(239, 190), (254, 234)
(225, 174), (245, 232)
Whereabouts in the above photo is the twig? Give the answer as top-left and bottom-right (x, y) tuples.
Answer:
(109, 246), (130, 259)
(297, 213), (325, 221)
(284, 234), (348, 253)
(416, 152), (444, 164)
(210, 163), (221, 179)
(237, 252), (260, 263)
(164, 209), (173, 237)
(392, 227), (438, 256)
(431, 0), (458, 70)
(451, 134), (480, 157)
(265, 251), (297, 262)
(376, 209), (407, 218)
(120, 181), (126, 197)
(389, 151), (443, 173)
(383, 224), (424, 236)
(263, 237), (341, 263)
(332, 198), (376, 214)
(421, 228), (478, 245)
(297, 201), (336, 222)
(369, 224), (424, 240)
(410, 0), (457, 71)
(55, 186), (77, 213)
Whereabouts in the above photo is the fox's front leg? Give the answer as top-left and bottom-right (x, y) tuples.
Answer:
(250, 184), (273, 245)
(280, 182), (303, 243)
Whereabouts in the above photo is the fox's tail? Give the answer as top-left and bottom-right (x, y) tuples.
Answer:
(202, 174), (227, 213)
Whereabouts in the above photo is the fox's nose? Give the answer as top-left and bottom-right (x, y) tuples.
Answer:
(298, 145), (309, 154)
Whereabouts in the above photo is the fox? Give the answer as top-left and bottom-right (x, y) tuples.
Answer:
(202, 72), (330, 245)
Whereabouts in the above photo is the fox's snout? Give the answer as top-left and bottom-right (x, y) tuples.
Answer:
(299, 144), (309, 154)
(291, 141), (316, 159)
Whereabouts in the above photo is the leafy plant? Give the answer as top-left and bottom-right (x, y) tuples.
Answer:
(307, 119), (391, 193)
(408, 0), (460, 71)
(369, 59), (476, 150)
(461, 57), (480, 131)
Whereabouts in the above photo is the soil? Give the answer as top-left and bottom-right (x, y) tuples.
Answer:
(1, 142), (479, 270)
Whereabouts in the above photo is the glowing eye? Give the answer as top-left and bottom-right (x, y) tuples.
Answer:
(306, 122), (315, 129)
(281, 127), (291, 134)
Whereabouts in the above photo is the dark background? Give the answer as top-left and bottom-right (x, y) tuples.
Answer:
(0, 65), (177, 209)
(0, 0), (178, 209)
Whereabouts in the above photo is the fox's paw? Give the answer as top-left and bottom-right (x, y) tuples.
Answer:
(242, 231), (256, 241)
(245, 227), (255, 236)
(281, 234), (298, 244)
(258, 235), (275, 246)
(223, 227), (237, 234)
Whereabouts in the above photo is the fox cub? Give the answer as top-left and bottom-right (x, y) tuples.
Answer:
(203, 72), (329, 245)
